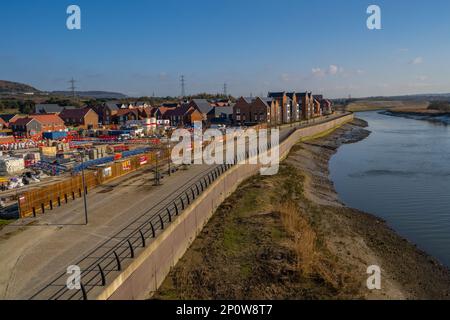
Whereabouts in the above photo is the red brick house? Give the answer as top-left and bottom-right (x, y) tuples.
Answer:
(286, 92), (301, 122)
(321, 99), (333, 115)
(59, 108), (99, 129)
(313, 98), (322, 117)
(163, 104), (203, 127)
(92, 102), (121, 125)
(268, 92), (293, 124)
(295, 92), (314, 120)
(232, 97), (254, 126)
(112, 109), (140, 125)
(11, 114), (66, 137)
(188, 99), (214, 121)
(314, 95), (333, 115)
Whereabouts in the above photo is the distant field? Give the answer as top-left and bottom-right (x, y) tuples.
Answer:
(347, 100), (429, 112)
(0, 108), (20, 114)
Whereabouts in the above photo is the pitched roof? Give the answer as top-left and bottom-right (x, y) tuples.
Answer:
(11, 117), (35, 126)
(59, 108), (94, 120)
(242, 97), (256, 104)
(161, 102), (179, 108)
(191, 99), (213, 114)
(268, 92), (286, 99)
(0, 114), (19, 123)
(208, 106), (233, 117)
(105, 101), (121, 111)
(35, 104), (76, 114)
(30, 114), (65, 125)
(164, 104), (192, 117)
(132, 101), (151, 107)
(115, 109), (139, 116)
(286, 92), (297, 99)
(313, 94), (324, 101)
(295, 92), (310, 99)
(256, 97), (275, 108)
(157, 106), (176, 116)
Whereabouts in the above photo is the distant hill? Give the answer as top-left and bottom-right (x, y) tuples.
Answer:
(0, 80), (40, 94)
(52, 91), (127, 99)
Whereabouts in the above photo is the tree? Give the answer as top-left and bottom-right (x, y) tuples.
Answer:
(18, 100), (35, 114)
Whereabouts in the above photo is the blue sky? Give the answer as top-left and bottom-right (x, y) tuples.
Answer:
(1, 0), (450, 98)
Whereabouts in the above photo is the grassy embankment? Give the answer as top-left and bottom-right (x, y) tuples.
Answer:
(347, 100), (429, 112)
(156, 161), (362, 299)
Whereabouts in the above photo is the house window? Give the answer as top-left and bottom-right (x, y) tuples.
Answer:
(236, 115), (241, 121)
(236, 108), (241, 114)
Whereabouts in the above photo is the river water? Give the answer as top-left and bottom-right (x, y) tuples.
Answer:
(330, 111), (450, 267)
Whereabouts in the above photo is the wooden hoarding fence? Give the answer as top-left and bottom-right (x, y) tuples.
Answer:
(18, 149), (170, 218)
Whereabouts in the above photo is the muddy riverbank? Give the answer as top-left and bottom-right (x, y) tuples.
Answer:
(382, 110), (450, 125)
(155, 119), (450, 300)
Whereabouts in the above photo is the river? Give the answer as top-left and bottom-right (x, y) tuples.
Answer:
(330, 111), (450, 267)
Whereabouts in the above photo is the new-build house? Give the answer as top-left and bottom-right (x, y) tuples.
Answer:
(10, 114), (66, 137)
(268, 92), (293, 124)
(112, 109), (140, 124)
(163, 103), (203, 127)
(313, 95), (333, 115)
(286, 92), (301, 122)
(59, 108), (99, 129)
(232, 97), (255, 126)
(207, 106), (234, 125)
(233, 96), (282, 126)
(188, 99), (214, 121)
(295, 92), (314, 120)
(92, 102), (121, 125)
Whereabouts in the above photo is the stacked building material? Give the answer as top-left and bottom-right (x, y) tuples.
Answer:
(40, 146), (57, 157)
(24, 152), (41, 167)
(0, 157), (25, 174)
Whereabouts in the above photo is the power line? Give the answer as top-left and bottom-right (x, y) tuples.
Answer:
(223, 83), (228, 96)
(180, 75), (186, 97)
(69, 78), (77, 98)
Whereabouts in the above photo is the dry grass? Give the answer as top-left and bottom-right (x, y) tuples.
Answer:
(347, 100), (429, 112)
(275, 170), (360, 295)
(279, 202), (316, 275)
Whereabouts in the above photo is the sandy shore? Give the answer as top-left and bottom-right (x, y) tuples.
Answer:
(155, 119), (450, 300)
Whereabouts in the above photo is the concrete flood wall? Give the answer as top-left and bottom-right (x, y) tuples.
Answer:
(97, 113), (354, 300)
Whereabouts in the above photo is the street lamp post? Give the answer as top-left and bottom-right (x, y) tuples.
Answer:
(80, 149), (88, 225)
(167, 142), (171, 176)
(154, 150), (161, 186)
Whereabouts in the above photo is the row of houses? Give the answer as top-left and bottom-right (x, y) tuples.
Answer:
(0, 93), (332, 137)
(0, 100), (223, 137)
(233, 92), (332, 126)
(91, 99), (233, 127)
